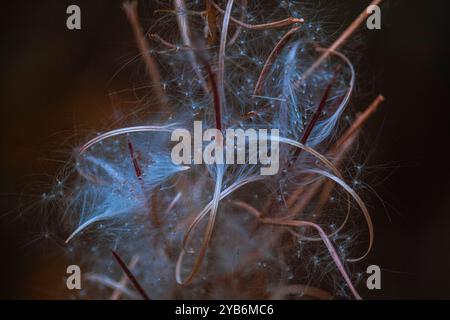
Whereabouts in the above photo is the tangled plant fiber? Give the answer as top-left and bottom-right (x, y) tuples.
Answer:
(51, 0), (385, 300)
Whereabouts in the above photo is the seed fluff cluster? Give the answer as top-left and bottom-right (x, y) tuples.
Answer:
(48, 0), (384, 300)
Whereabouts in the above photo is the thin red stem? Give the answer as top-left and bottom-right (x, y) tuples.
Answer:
(111, 250), (150, 300)
(201, 58), (223, 131)
(127, 139), (143, 179)
(290, 67), (341, 166)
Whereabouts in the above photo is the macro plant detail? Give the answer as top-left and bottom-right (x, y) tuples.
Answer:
(49, 0), (385, 300)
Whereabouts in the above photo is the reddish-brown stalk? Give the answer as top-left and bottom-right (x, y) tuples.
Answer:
(231, 199), (361, 299)
(311, 95), (385, 216)
(288, 133), (358, 218)
(206, 0), (219, 44)
(302, 0), (383, 80)
(127, 140), (143, 179)
(333, 94), (385, 152)
(110, 255), (140, 300)
(287, 95), (384, 215)
(253, 26), (301, 96)
(231, 200), (262, 218)
(174, 0), (209, 93)
(261, 68), (341, 217)
(127, 139), (164, 227)
(149, 33), (182, 50)
(227, 0), (247, 45)
(218, 0), (234, 116)
(173, 49), (226, 286)
(111, 250), (150, 300)
(259, 218), (361, 300)
(289, 66), (342, 167)
(122, 1), (167, 107)
(271, 97), (383, 252)
(202, 59), (223, 131)
(211, 1), (304, 30)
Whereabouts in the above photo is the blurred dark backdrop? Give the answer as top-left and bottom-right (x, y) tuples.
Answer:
(0, 0), (449, 299)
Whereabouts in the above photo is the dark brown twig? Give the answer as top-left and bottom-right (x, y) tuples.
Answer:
(127, 139), (143, 179)
(199, 58), (223, 131)
(110, 255), (140, 300)
(302, 0), (382, 80)
(228, 0), (247, 45)
(111, 250), (150, 300)
(211, 1), (304, 30)
(289, 66), (342, 166)
(254, 26), (301, 95)
(123, 1), (167, 107)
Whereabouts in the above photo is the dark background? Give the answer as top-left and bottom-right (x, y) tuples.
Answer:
(0, 0), (449, 299)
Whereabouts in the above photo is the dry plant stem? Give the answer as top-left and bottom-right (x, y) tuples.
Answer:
(206, 0), (219, 44)
(122, 1), (167, 107)
(333, 94), (385, 152)
(111, 250), (150, 300)
(176, 172), (224, 286)
(288, 133), (357, 217)
(173, 0), (209, 93)
(127, 139), (143, 179)
(150, 33), (198, 53)
(232, 200), (262, 218)
(176, 140), (356, 285)
(211, 1), (304, 30)
(270, 284), (332, 300)
(176, 176), (266, 285)
(164, 192), (182, 215)
(127, 138), (164, 228)
(270, 146), (352, 243)
(262, 70), (341, 217)
(312, 157), (351, 217)
(302, 168), (373, 263)
(303, 94), (384, 207)
(260, 218), (361, 300)
(288, 95), (384, 215)
(228, 0), (247, 46)
(312, 95), (385, 216)
(203, 59), (223, 131)
(114, 97), (145, 188)
(86, 274), (140, 299)
(231, 200), (274, 247)
(175, 57), (225, 285)
(218, 0), (234, 111)
(269, 145), (373, 261)
(128, 137), (162, 228)
(233, 200), (358, 299)
(253, 26), (301, 95)
(290, 66), (342, 167)
(286, 185), (306, 208)
(110, 255), (140, 300)
(287, 129), (358, 213)
(150, 33), (180, 49)
(302, 0), (382, 80)
(284, 54), (353, 208)
(78, 126), (174, 155)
